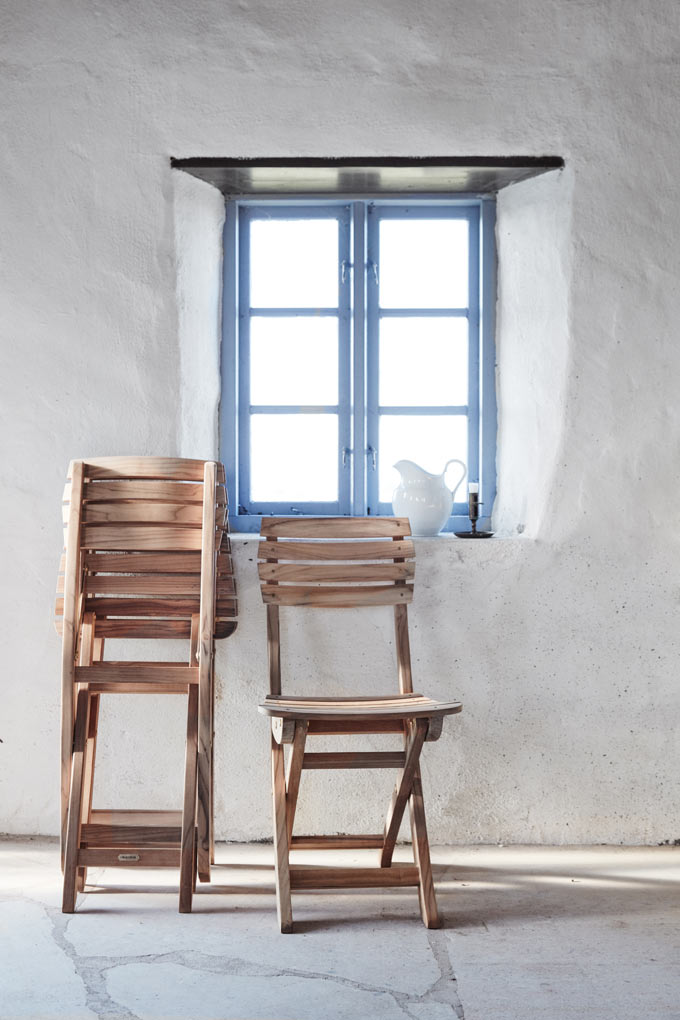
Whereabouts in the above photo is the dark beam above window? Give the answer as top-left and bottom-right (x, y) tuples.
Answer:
(171, 156), (564, 197)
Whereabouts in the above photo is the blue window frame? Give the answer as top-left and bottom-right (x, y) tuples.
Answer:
(221, 198), (496, 532)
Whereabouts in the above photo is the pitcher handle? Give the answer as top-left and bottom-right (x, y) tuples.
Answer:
(443, 459), (467, 501)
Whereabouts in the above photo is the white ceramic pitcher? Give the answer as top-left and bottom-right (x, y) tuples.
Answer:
(392, 459), (467, 536)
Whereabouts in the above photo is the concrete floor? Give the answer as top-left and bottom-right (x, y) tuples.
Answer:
(1, 839), (679, 1020)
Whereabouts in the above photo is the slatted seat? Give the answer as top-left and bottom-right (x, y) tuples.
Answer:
(256, 516), (462, 932)
(56, 457), (237, 912)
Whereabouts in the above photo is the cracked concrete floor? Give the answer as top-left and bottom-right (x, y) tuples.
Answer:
(1, 840), (679, 1020)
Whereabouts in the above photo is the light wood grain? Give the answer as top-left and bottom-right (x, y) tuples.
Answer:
(261, 516), (411, 538)
(261, 583), (413, 607)
(196, 461), (217, 885)
(290, 866), (420, 889)
(81, 525), (204, 551)
(258, 539), (415, 562)
(290, 834), (385, 850)
(272, 735), (293, 933)
(79, 457), (208, 481)
(61, 460), (84, 863)
(258, 562), (415, 583)
(381, 719), (427, 867)
(302, 751), (407, 769)
(285, 721), (307, 843)
(81, 502), (204, 525)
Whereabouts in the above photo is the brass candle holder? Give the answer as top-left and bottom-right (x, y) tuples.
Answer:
(454, 484), (493, 538)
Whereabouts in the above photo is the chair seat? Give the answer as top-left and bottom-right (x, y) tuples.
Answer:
(258, 693), (462, 722)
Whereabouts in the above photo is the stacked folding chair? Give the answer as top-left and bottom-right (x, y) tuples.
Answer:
(55, 457), (237, 912)
(257, 516), (462, 931)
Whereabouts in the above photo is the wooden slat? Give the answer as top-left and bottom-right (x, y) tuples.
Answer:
(258, 539), (415, 562)
(77, 457), (208, 481)
(307, 719), (406, 735)
(258, 562), (415, 583)
(78, 480), (226, 503)
(77, 848), (182, 867)
(81, 823), (182, 847)
(259, 697), (462, 721)
(75, 664), (198, 684)
(289, 865), (420, 889)
(260, 517), (411, 539)
(87, 619), (192, 639)
(90, 810), (182, 826)
(302, 751), (406, 769)
(82, 597), (236, 617)
(81, 503), (204, 525)
(82, 551), (201, 573)
(290, 834), (385, 850)
(261, 584), (414, 607)
(81, 525), (203, 551)
(84, 575), (236, 596)
(85, 683), (190, 694)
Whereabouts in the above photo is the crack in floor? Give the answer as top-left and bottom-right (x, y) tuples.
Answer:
(41, 904), (465, 1019)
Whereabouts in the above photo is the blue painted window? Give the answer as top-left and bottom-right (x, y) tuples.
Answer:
(221, 199), (496, 532)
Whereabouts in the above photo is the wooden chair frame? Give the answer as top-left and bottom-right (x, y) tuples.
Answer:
(56, 457), (237, 912)
(257, 517), (462, 931)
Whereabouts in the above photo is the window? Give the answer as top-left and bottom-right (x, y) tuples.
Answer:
(221, 199), (496, 531)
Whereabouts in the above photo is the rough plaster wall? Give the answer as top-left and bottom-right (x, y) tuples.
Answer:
(1, 0), (680, 843)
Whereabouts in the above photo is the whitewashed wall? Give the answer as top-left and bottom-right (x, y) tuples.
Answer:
(2, 0), (679, 844)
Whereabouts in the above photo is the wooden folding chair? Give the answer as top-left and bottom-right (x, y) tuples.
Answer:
(55, 457), (237, 912)
(257, 516), (462, 932)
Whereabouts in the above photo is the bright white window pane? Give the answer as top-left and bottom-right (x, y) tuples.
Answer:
(379, 415), (467, 504)
(379, 317), (468, 406)
(251, 415), (338, 502)
(379, 219), (468, 309)
(250, 219), (338, 308)
(250, 317), (338, 405)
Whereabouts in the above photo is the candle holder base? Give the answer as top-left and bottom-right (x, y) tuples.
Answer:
(454, 531), (494, 539)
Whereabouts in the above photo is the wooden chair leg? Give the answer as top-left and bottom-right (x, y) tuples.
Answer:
(409, 771), (440, 928)
(285, 722), (307, 843)
(76, 692), (100, 893)
(271, 731), (293, 933)
(380, 719), (427, 868)
(179, 684), (199, 913)
(62, 690), (91, 913)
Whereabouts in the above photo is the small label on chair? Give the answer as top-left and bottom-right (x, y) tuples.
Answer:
(118, 853), (140, 862)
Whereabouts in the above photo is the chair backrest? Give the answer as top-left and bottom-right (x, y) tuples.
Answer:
(258, 517), (415, 695)
(258, 516), (415, 608)
(55, 457), (237, 642)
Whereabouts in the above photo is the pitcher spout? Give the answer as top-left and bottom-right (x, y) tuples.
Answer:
(393, 459), (439, 484)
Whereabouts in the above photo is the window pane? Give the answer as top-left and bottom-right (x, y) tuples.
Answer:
(379, 415), (467, 504)
(379, 317), (468, 406)
(250, 414), (338, 502)
(379, 218), (468, 309)
(250, 317), (338, 405)
(250, 218), (339, 308)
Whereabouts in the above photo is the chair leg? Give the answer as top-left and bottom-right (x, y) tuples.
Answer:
(179, 684), (199, 913)
(271, 731), (293, 933)
(76, 692), (100, 893)
(62, 690), (91, 913)
(285, 722), (307, 843)
(380, 719), (427, 868)
(409, 771), (440, 928)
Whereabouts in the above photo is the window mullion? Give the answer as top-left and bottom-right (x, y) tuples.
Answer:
(338, 205), (352, 515)
(352, 201), (367, 516)
(237, 207), (252, 514)
(365, 204), (380, 515)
